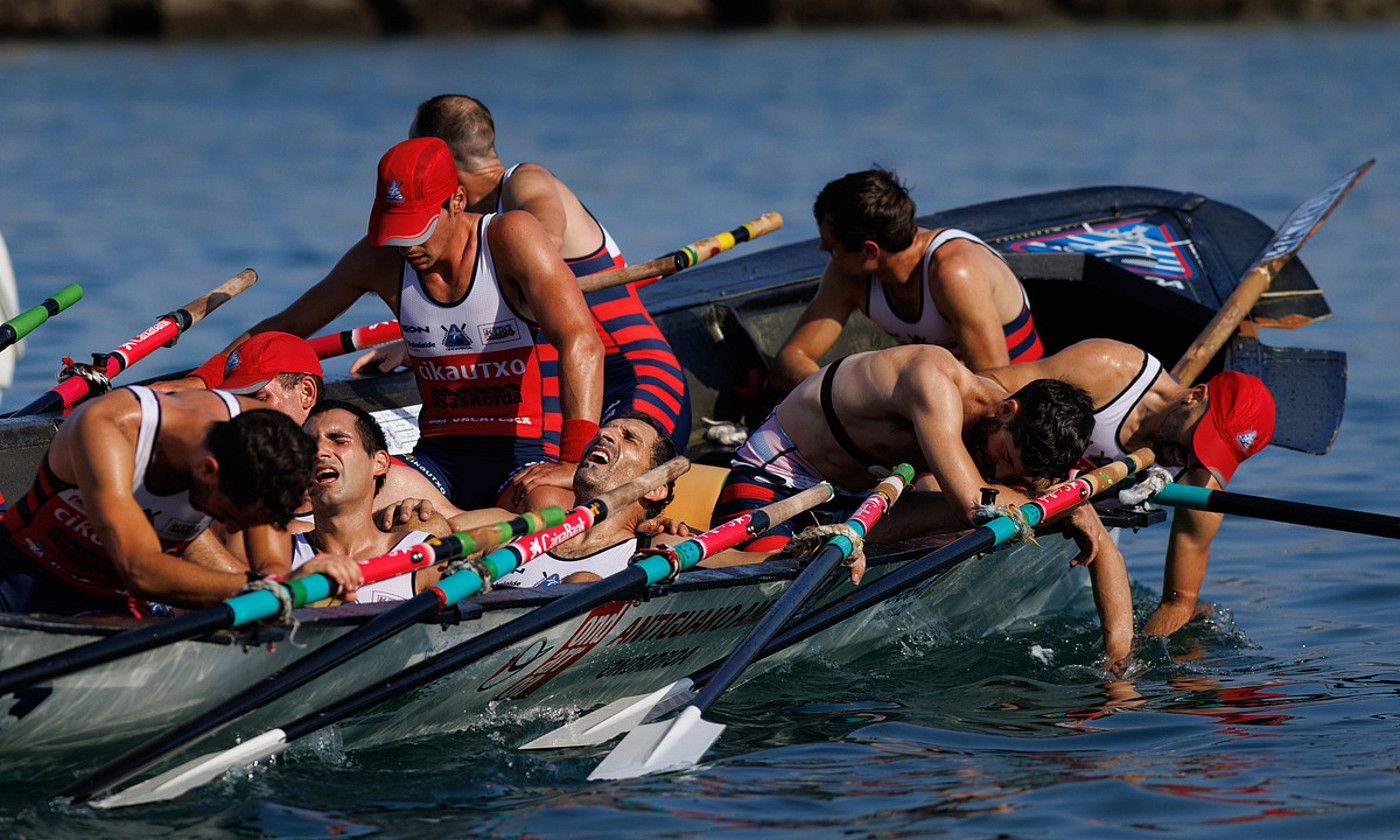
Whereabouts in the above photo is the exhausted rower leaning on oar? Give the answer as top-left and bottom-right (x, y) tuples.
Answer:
(388, 411), (772, 589)
(986, 338), (1276, 638)
(353, 94), (692, 463)
(712, 344), (1135, 669)
(770, 167), (1044, 395)
(169, 137), (605, 514)
(0, 387), (361, 616)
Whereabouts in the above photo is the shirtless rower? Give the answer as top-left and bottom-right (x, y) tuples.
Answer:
(985, 338), (1276, 638)
(712, 344), (1134, 669)
(355, 94), (692, 463)
(771, 168), (1044, 394)
(181, 137), (604, 515)
(290, 401), (446, 602)
(392, 412), (766, 590)
(0, 387), (361, 615)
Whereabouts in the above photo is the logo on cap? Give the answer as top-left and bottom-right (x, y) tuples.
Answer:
(1236, 429), (1257, 453)
(225, 350), (241, 375)
(385, 179), (405, 204)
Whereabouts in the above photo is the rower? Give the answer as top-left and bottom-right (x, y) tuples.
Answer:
(711, 344), (1134, 670)
(185, 330), (461, 518)
(352, 94), (692, 460)
(389, 412), (767, 589)
(771, 167), (1044, 395)
(984, 338), (1277, 638)
(177, 137), (605, 515)
(0, 387), (361, 616)
(290, 401), (446, 602)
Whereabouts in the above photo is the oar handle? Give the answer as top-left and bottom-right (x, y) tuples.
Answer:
(578, 212), (783, 294)
(0, 283), (83, 352)
(176, 268), (257, 328)
(307, 319), (403, 360)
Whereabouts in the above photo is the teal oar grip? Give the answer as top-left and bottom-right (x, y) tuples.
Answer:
(227, 589), (284, 625)
(1152, 483), (1212, 510)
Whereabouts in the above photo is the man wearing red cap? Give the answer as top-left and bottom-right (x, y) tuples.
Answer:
(203, 138), (603, 513)
(988, 338), (1277, 637)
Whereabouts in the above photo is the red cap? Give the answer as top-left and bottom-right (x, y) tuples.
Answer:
(222, 332), (323, 394)
(367, 137), (459, 247)
(1191, 371), (1275, 484)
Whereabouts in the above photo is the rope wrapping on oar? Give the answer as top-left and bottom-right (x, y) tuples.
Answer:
(971, 503), (1039, 546)
(629, 545), (684, 582)
(785, 523), (865, 566)
(238, 578), (295, 624)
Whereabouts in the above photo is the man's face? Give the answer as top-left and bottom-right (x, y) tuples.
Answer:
(1157, 396), (1210, 469)
(817, 219), (875, 275)
(188, 477), (274, 534)
(304, 409), (385, 510)
(968, 416), (1037, 489)
(573, 418), (661, 498)
(247, 376), (312, 425)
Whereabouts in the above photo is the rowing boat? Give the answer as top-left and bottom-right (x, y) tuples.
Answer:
(0, 181), (1344, 782)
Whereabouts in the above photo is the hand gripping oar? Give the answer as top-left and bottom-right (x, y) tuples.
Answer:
(1149, 482), (1400, 540)
(305, 213), (784, 361)
(84, 479), (828, 809)
(577, 212), (784, 294)
(531, 450), (1152, 752)
(588, 466), (914, 781)
(1172, 161), (1371, 386)
(65, 457), (688, 806)
(0, 505), (568, 699)
(12, 269), (257, 416)
(0, 283), (83, 353)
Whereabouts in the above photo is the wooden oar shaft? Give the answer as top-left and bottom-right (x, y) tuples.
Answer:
(1152, 483), (1400, 540)
(11, 269), (257, 416)
(0, 283), (83, 352)
(578, 212), (782, 294)
(1171, 161), (1371, 385)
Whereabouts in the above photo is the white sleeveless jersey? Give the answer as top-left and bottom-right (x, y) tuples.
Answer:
(1084, 351), (1164, 464)
(291, 529), (432, 603)
(493, 537), (639, 589)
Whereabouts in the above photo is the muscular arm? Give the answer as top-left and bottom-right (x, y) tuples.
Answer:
(929, 250), (1012, 371)
(771, 266), (861, 395)
(63, 403), (249, 608)
(500, 163), (569, 253)
(494, 211), (603, 430)
(1142, 468), (1224, 637)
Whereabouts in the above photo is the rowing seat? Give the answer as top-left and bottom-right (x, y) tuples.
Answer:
(659, 463), (730, 530)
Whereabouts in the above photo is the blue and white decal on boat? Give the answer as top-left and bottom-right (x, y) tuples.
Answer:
(1004, 217), (1199, 287)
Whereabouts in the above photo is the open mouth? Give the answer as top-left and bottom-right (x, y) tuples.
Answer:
(583, 446), (611, 466)
(314, 466), (341, 486)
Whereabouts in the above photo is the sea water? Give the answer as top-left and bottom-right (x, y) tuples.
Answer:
(1, 25), (1399, 836)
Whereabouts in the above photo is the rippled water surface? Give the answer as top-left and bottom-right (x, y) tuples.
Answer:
(2, 25), (1399, 837)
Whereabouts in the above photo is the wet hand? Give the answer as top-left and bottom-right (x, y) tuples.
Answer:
(350, 341), (410, 377)
(294, 554), (364, 601)
(637, 516), (691, 538)
(377, 498), (435, 530)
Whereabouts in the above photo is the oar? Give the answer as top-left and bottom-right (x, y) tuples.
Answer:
(86, 480), (832, 808)
(1172, 161), (1371, 385)
(531, 449), (1152, 752)
(0, 505), (568, 698)
(1150, 482), (1400, 539)
(11, 269), (258, 416)
(306, 319), (403, 360)
(588, 466), (913, 780)
(64, 457), (688, 806)
(0, 283), (83, 353)
(577, 212), (784, 294)
(305, 212), (784, 360)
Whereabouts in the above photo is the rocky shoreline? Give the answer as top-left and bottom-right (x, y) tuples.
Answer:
(2, 0), (1396, 39)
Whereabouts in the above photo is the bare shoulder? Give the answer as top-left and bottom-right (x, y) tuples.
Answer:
(1060, 338), (1145, 376)
(890, 346), (964, 400)
(491, 208), (550, 241)
(509, 161), (561, 185)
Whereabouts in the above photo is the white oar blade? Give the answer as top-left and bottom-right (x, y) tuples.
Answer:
(522, 679), (695, 750)
(91, 729), (290, 809)
(587, 705), (724, 781)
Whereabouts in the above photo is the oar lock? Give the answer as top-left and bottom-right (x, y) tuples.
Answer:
(59, 353), (114, 395)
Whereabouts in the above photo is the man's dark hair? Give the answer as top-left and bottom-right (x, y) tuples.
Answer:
(205, 409), (315, 527)
(412, 94), (496, 168)
(273, 372), (323, 406)
(608, 410), (677, 519)
(812, 167), (918, 252)
(308, 400), (390, 493)
(1005, 379), (1095, 483)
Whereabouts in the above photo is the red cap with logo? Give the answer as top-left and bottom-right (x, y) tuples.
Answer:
(1191, 371), (1276, 484)
(222, 332), (323, 395)
(367, 137), (459, 247)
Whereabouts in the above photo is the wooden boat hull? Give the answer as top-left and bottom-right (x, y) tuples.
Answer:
(0, 533), (1084, 779)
